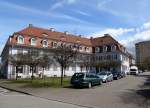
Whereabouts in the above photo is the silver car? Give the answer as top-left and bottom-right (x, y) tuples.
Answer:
(97, 71), (113, 83)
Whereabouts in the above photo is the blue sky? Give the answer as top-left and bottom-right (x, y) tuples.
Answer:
(1, 0), (150, 54)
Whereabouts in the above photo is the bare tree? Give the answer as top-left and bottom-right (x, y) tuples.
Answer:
(79, 55), (91, 72)
(9, 53), (28, 80)
(53, 46), (77, 86)
(38, 54), (52, 78)
(10, 52), (52, 80)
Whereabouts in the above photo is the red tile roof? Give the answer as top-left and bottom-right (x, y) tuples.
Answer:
(8, 25), (129, 55)
(15, 26), (92, 46)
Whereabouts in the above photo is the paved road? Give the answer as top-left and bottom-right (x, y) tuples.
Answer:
(27, 72), (149, 108)
(0, 72), (150, 108)
(0, 87), (85, 108)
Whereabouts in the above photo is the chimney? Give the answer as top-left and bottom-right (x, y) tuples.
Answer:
(90, 37), (93, 40)
(78, 35), (82, 37)
(49, 28), (55, 32)
(64, 31), (69, 35)
(104, 34), (111, 37)
(29, 24), (33, 27)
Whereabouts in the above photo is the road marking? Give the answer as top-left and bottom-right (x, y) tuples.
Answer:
(0, 88), (25, 96)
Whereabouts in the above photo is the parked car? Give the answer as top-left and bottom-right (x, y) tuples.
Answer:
(97, 71), (113, 83)
(71, 72), (102, 88)
(112, 71), (126, 80)
(139, 70), (143, 73)
(120, 71), (126, 78)
(111, 71), (122, 80)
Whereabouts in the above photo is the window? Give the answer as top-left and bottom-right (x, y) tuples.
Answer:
(107, 55), (111, 60)
(107, 45), (111, 52)
(79, 46), (82, 51)
(42, 40), (48, 47)
(114, 54), (118, 60)
(99, 56), (103, 60)
(51, 42), (57, 48)
(111, 45), (116, 51)
(103, 46), (107, 52)
(30, 38), (36, 46)
(17, 35), (24, 44)
(72, 66), (76, 71)
(86, 47), (89, 52)
(99, 46), (103, 53)
(66, 67), (69, 71)
(53, 65), (57, 71)
(95, 47), (99, 53)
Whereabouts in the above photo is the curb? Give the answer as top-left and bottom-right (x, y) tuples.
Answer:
(0, 85), (95, 108)
(0, 85), (32, 95)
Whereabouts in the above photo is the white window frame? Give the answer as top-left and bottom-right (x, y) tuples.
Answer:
(103, 46), (107, 52)
(17, 35), (24, 44)
(42, 40), (48, 47)
(111, 45), (116, 51)
(30, 38), (36, 46)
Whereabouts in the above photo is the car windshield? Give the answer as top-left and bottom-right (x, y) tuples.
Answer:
(73, 73), (84, 78)
(98, 72), (107, 75)
(112, 71), (118, 74)
(130, 69), (136, 71)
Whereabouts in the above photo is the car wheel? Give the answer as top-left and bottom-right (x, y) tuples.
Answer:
(99, 80), (102, 85)
(106, 79), (108, 83)
(88, 82), (92, 88)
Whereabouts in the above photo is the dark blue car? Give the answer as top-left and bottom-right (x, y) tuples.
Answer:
(71, 72), (102, 88)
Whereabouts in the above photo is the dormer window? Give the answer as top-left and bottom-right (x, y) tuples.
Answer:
(79, 46), (82, 51)
(51, 41), (57, 48)
(85, 47), (89, 52)
(107, 45), (111, 52)
(111, 45), (116, 51)
(30, 38), (36, 46)
(103, 46), (107, 52)
(17, 35), (24, 44)
(42, 40), (48, 47)
(42, 33), (48, 37)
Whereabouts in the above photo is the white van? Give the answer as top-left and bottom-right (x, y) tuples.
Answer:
(130, 66), (138, 75)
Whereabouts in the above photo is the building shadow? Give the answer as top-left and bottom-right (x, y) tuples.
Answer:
(119, 73), (150, 108)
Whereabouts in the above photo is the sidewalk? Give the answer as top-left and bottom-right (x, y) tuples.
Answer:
(0, 72), (149, 108)
(0, 80), (95, 108)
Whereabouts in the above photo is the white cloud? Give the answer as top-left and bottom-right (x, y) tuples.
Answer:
(139, 22), (150, 31)
(0, 1), (87, 23)
(143, 22), (150, 29)
(50, 1), (64, 10)
(120, 30), (150, 46)
(50, 0), (77, 10)
(119, 29), (150, 55)
(91, 28), (134, 37)
(76, 10), (91, 16)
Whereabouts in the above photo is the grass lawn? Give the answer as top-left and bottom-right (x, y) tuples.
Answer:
(10, 77), (71, 88)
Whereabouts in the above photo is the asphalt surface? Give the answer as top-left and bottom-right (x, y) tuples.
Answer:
(0, 87), (85, 108)
(0, 72), (150, 108)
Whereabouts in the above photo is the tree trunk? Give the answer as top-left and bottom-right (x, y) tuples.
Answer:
(31, 66), (34, 80)
(42, 66), (44, 79)
(86, 66), (88, 72)
(80, 66), (83, 72)
(60, 65), (64, 86)
(16, 66), (18, 80)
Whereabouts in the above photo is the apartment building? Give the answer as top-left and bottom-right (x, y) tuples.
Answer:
(135, 41), (150, 65)
(1, 24), (132, 79)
